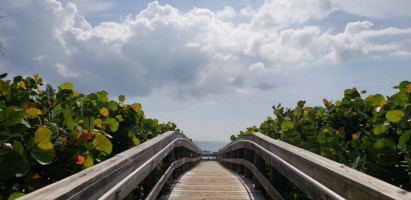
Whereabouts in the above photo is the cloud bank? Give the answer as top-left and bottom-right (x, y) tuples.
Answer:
(0, 0), (410, 98)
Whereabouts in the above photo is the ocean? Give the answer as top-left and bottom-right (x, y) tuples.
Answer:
(193, 141), (230, 153)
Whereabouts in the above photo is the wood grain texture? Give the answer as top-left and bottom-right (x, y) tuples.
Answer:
(166, 161), (266, 200)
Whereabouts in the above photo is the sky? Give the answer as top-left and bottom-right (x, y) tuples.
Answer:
(1, 0), (411, 141)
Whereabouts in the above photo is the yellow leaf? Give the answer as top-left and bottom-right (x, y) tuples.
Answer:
(406, 84), (411, 93)
(323, 128), (329, 133)
(352, 134), (357, 140)
(0, 79), (9, 96)
(34, 127), (53, 150)
(284, 116), (291, 121)
(82, 153), (93, 169)
(73, 92), (79, 97)
(95, 118), (103, 128)
(381, 100), (388, 106)
(17, 80), (25, 88)
(26, 108), (42, 119)
(93, 134), (112, 154)
(131, 103), (141, 112)
(132, 138), (140, 146)
(323, 98), (329, 105)
(58, 82), (74, 92)
(100, 108), (109, 117)
(78, 120), (84, 123)
(33, 74), (39, 81)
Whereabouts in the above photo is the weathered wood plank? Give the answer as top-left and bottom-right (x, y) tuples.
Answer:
(218, 133), (411, 200)
(19, 131), (201, 200)
(166, 161), (266, 200)
(146, 157), (200, 200)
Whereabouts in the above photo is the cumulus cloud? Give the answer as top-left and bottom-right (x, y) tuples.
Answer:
(0, 0), (410, 99)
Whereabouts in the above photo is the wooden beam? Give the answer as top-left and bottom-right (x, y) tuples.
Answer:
(219, 133), (411, 200)
(20, 131), (201, 200)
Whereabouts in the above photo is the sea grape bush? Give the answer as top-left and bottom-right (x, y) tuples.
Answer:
(0, 73), (178, 199)
(233, 81), (411, 191)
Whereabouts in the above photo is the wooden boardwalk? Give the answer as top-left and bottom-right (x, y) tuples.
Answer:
(166, 161), (266, 200)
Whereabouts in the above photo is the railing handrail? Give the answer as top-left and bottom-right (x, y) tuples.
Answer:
(20, 131), (201, 200)
(218, 132), (411, 200)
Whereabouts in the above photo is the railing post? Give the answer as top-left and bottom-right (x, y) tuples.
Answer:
(270, 165), (286, 193)
(244, 148), (252, 179)
(253, 152), (264, 190)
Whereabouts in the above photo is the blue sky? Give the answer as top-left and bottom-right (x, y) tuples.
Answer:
(1, 0), (411, 141)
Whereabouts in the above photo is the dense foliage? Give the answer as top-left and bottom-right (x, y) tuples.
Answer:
(0, 73), (178, 200)
(233, 81), (411, 191)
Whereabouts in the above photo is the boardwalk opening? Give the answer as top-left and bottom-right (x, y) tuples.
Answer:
(165, 161), (265, 200)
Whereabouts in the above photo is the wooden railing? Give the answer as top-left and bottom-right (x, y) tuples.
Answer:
(218, 132), (411, 200)
(20, 131), (202, 200)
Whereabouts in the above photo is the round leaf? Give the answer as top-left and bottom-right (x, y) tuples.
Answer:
(25, 108), (42, 119)
(132, 138), (140, 146)
(100, 108), (109, 117)
(0, 151), (30, 180)
(280, 121), (294, 131)
(8, 192), (25, 200)
(31, 146), (55, 165)
(373, 125), (388, 135)
(118, 95), (125, 102)
(374, 138), (396, 150)
(34, 127), (53, 150)
(58, 82), (74, 92)
(93, 134), (112, 154)
(386, 110), (404, 122)
(131, 103), (142, 112)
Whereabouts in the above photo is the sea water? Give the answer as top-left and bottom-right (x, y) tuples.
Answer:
(193, 141), (230, 153)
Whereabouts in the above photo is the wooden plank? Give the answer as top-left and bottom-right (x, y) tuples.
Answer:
(166, 161), (266, 200)
(19, 131), (202, 200)
(146, 157), (200, 200)
(219, 133), (411, 200)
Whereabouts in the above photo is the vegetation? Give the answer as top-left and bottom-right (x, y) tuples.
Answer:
(0, 73), (178, 200)
(232, 81), (411, 191)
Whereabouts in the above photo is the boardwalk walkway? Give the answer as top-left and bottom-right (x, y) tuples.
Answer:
(166, 161), (266, 200)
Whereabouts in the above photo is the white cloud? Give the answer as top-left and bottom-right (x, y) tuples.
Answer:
(216, 6), (236, 19)
(55, 63), (78, 77)
(0, 0), (410, 99)
(249, 62), (265, 71)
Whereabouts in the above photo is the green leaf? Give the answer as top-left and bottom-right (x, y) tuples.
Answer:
(132, 138), (140, 146)
(0, 73), (7, 79)
(58, 82), (74, 92)
(1, 107), (25, 126)
(93, 134), (112, 154)
(0, 151), (29, 180)
(34, 127), (53, 150)
(118, 95), (125, 103)
(374, 138), (397, 150)
(280, 121), (294, 132)
(386, 110), (404, 122)
(82, 153), (94, 169)
(28, 139), (55, 165)
(13, 140), (24, 156)
(399, 132), (411, 149)
(373, 125), (388, 135)
(371, 94), (385, 106)
(108, 101), (118, 111)
(115, 115), (124, 122)
(106, 117), (119, 132)
(63, 110), (74, 131)
(8, 192), (25, 200)
(0, 79), (9, 96)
